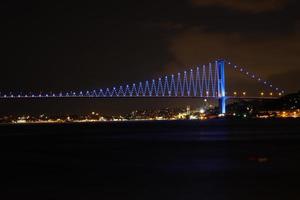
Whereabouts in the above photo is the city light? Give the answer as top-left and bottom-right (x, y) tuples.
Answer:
(1, 98), (299, 125)
(199, 108), (205, 114)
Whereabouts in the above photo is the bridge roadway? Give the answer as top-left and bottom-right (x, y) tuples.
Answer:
(0, 95), (279, 100)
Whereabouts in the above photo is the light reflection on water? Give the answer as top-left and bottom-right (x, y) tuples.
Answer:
(1, 119), (300, 199)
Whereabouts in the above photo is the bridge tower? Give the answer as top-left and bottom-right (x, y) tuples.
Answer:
(218, 60), (226, 114)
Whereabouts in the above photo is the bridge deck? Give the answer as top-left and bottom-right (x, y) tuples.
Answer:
(0, 96), (279, 100)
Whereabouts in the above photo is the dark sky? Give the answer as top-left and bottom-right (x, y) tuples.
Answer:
(0, 0), (299, 115)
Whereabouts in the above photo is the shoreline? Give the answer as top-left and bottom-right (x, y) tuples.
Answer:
(1, 116), (300, 126)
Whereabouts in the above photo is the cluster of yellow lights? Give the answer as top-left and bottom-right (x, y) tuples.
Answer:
(232, 92), (247, 96)
(232, 91), (282, 96)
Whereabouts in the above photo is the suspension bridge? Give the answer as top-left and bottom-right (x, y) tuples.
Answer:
(0, 59), (284, 114)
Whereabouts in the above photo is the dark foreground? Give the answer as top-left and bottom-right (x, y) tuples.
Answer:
(1, 119), (300, 200)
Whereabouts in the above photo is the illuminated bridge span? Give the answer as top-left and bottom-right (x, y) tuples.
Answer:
(0, 60), (285, 114)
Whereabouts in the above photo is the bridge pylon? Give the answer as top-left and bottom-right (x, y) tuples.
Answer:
(217, 59), (226, 114)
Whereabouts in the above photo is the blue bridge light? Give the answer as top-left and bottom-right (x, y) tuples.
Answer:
(0, 59), (285, 114)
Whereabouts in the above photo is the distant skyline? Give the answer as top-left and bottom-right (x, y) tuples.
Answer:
(0, 0), (299, 114)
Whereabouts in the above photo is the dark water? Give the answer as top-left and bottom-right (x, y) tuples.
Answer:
(1, 119), (300, 200)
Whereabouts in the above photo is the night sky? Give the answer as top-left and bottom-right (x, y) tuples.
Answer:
(0, 0), (299, 115)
